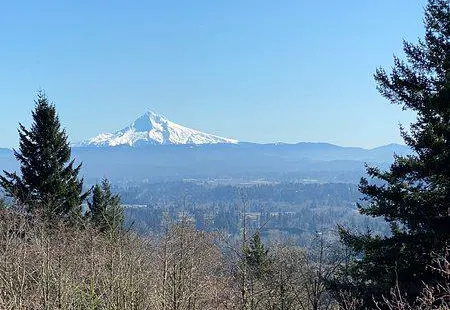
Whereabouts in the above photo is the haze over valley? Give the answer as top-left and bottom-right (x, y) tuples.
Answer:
(0, 110), (409, 184)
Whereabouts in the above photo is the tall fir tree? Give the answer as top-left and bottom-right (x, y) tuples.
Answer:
(333, 0), (450, 307)
(0, 91), (88, 223)
(87, 178), (124, 235)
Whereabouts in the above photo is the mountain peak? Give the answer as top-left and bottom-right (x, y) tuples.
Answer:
(76, 110), (238, 147)
(132, 111), (167, 132)
(142, 110), (167, 120)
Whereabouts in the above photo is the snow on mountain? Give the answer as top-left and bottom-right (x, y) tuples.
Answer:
(76, 111), (238, 147)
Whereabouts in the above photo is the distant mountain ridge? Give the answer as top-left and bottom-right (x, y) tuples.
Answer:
(0, 142), (411, 183)
(76, 111), (238, 147)
(68, 142), (409, 183)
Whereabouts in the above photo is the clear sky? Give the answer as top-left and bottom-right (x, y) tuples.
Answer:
(1, 1), (426, 148)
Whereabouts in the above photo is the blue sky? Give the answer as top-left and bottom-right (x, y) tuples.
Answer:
(0, 1), (426, 148)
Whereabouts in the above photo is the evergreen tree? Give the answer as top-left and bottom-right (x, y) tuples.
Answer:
(240, 230), (271, 310)
(87, 178), (124, 234)
(333, 0), (450, 307)
(0, 91), (88, 223)
(245, 231), (270, 279)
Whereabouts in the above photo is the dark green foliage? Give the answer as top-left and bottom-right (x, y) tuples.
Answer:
(0, 198), (6, 210)
(334, 0), (450, 307)
(87, 178), (124, 234)
(0, 91), (88, 224)
(245, 231), (270, 279)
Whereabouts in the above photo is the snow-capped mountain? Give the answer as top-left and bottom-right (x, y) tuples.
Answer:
(76, 111), (238, 147)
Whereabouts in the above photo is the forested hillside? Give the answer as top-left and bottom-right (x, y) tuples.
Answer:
(118, 181), (388, 245)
